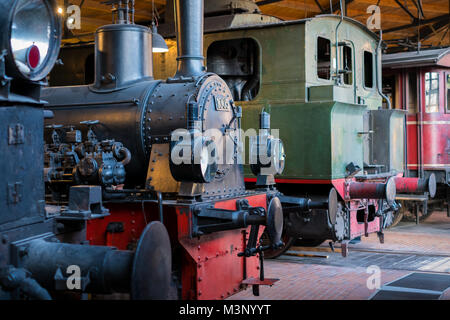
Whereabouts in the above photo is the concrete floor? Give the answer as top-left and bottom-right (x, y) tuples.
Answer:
(229, 211), (450, 300)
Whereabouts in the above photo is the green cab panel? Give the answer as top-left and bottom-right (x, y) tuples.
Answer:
(242, 101), (365, 180)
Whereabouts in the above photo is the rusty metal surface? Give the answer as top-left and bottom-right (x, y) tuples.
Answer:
(146, 143), (180, 193)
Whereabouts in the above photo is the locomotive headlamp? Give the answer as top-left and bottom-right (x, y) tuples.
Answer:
(1, 0), (61, 81)
(170, 131), (218, 183)
(250, 111), (286, 177)
(250, 136), (286, 176)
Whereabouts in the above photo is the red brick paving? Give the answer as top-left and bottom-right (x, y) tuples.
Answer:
(345, 211), (450, 255)
(228, 261), (409, 300)
(229, 211), (450, 300)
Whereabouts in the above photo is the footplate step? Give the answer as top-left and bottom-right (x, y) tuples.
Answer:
(241, 277), (279, 286)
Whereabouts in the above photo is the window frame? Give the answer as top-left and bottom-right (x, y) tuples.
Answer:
(340, 44), (353, 86)
(316, 35), (332, 82)
(424, 71), (440, 113)
(362, 50), (374, 90)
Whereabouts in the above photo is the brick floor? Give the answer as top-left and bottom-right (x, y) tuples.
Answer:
(345, 211), (450, 255)
(229, 211), (450, 300)
(228, 261), (409, 300)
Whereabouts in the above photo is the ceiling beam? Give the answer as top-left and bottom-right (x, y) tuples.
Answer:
(383, 14), (449, 34)
(394, 0), (417, 21)
(411, 0), (425, 19)
(314, 0), (326, 14)
(321, 0), (354, 16)
(413, 17), (449, 42)
(255, 0), (283, 6)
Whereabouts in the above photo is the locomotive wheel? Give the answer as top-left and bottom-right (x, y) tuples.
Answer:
(293, 238), (326, 247)
(387, 209), (404, 228)
(260, 231), (295, 259)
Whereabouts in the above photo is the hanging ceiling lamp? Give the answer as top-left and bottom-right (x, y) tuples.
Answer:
(152, 23), (168, 53)
(151, 0), (168, 53)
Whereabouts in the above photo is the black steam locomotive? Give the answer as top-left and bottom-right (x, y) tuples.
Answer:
(0, 0), (173, 300)
(35, 0), (297, 300)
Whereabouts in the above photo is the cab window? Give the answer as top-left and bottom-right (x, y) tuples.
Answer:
(363, 51), (373, 88)
(341, 45), (352, 85)
(425, 72), (439, 113)
(317, 37), (331, 80)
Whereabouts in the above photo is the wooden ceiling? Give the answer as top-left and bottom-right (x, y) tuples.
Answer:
(59, 0), (450, 51)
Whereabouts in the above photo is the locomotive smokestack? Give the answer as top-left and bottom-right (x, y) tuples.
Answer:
(173, 0), (205, 78)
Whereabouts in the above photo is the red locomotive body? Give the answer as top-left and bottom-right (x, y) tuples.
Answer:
(86, 194), (268, 300)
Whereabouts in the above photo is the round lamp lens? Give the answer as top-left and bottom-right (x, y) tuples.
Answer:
(10, 0), (51, 76)
(27, 45), (40, 69)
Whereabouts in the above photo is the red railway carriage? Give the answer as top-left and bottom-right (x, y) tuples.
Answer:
(383, 48), (450, 220)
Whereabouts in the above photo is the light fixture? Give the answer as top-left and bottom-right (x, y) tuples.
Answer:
(150, 0), (168, 53)
(57, 7), (63, 14)
(151, 24), (168, 53)
(1, 0), (61, 81)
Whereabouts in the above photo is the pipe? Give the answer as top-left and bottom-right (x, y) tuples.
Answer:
(157, 191), (163, 223)
(375, 30), (392, 109)
(334, 0), (344, 84)
(417, 68), (424, 178)
(118, 147), (132, 165)
(173, 0), (205, 78)
(0, 267), (52, 300)
(21, 239), (133, 294)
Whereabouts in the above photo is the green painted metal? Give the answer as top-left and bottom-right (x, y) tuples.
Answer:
(154, 15), (405, 181)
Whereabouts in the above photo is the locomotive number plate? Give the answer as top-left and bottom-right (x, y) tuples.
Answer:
(214, 96), (230, 111)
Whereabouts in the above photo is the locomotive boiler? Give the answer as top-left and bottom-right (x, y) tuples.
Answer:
(42, 0), (287, 299)
(0, 0), (170, 300)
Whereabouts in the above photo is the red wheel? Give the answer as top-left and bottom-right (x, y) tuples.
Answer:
(260, 230), (295, 259)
